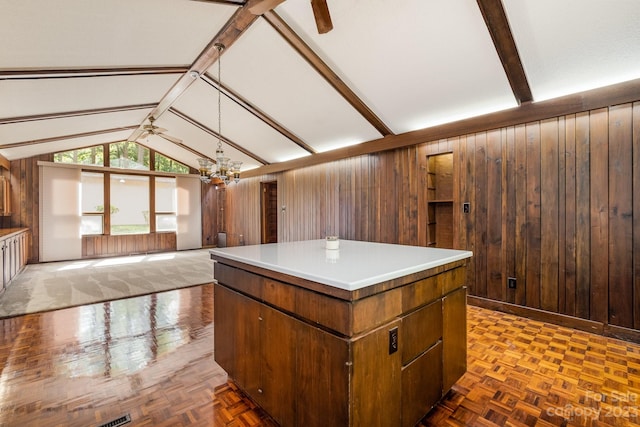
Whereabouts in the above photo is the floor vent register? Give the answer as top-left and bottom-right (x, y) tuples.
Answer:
(97, 414), (131, 427)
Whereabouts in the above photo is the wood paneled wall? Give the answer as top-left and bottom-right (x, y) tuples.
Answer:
(223, 152), (431, 247)
(452, 102), (640, 337)
(1, 155), (51, 264)
(221, 101), (640, 339)
(82, 233), (177, 258)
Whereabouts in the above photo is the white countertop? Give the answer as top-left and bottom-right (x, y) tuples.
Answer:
(210, 240), (472, 291)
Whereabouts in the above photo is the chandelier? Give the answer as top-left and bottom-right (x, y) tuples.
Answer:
(197, 43), (242, 185)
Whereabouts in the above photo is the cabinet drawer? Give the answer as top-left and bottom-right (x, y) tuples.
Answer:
(401, 299), (442, 366)
(214, 262), (264, 300)
(401, 340), (443, 427)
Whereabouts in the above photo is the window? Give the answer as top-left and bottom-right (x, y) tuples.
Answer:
(81, 172), (104, 235)
(109, 141), (149, 170)
(155, 177), (177, 232)
(110, 174), (150, 235)
(54, 146), (104, 166)
(54, 144), (191, 237)
(155, 153), (189, 174)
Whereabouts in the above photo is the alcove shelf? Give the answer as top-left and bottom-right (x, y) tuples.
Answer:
(426, 153), (454, 249)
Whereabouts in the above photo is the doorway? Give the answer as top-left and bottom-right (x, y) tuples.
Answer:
(260, 181), (278, 244)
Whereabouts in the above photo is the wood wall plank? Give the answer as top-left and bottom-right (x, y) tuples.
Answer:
(486, 129), (502, 301)
(525, 123), (541, 309)
(557, 117), (566, 314)
(503, 127), (516, 304)
(474, 133), (488, 298)
(540, 119), (559, 312)
(574, 112), (591, 319)
(634, 102), (640, 330)
(564, 115), (577, 317)
(514, 125), (527, 306)
(590, 108), (609, 323)
(608, 104), (633, 327)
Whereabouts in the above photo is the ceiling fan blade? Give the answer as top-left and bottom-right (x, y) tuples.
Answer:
(158, 133), (182, 144)
(153, 126), (168, 134)
(139, 131), (150, 140)
(311, 0), (333, 34)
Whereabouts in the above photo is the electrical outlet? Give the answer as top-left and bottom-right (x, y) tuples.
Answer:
(508, 277), (516, 289)
(388, 327), (398, 354)
(463, 202), (470, 214)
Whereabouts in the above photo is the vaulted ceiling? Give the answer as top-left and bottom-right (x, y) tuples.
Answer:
(1, 0), (639, 176)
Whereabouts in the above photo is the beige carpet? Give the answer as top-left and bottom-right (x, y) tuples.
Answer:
(0, 249), (214, 318)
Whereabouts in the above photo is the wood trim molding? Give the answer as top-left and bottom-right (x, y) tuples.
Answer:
(241, 77), (640, 178)
(467, 296), (604, 335)
(468, 295), (640, 343)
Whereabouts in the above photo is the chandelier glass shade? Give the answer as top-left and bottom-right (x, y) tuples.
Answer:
(197, 43), (242, 185)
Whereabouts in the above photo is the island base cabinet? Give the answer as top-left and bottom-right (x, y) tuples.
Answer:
(213, 259), (468, 427)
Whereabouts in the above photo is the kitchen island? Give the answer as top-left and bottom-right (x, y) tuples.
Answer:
(210, 239), (472, 427)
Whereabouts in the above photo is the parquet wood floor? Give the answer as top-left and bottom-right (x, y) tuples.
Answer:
(1, 284), (639, 426)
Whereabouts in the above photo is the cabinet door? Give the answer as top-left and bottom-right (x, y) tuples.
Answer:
(351, 320), (402, 427)
(1, 241), (6, 290)
(442, 286), (467, 392)
(295, 322), (350, 427)
(401, 341), (443, 427)
(213, 285), (261, 397)
(259, 305), (297, 427)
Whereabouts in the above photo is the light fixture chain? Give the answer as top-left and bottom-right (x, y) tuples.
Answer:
(217, 44), (222, 149)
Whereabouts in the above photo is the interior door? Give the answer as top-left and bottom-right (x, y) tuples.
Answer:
(261, 182), (278, 244)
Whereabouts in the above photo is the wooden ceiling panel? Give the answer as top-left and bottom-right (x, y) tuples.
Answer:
(0, 109), (152, 155)
(503, 0), (640, 101)
(172, 79), (310, 164)
(0, 130), (134, 161)
(0, 0), (237, 68)
(0, 74), (180, 119)
(214, 19), (382, 154)
(276, 0), (517, 133)
(151, 111), (263, 171)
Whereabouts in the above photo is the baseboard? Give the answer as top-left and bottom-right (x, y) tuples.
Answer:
(604, 324), (640, 343)
(467, 296), (604, 336)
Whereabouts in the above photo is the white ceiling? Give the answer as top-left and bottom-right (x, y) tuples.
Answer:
(1, 0), (639, 172)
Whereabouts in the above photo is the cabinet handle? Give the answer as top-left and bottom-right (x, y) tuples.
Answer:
(258, 316), (263, 321)
(257, 388), (263, 394)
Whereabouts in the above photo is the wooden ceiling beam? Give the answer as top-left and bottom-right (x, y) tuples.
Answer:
(0, 67), (187, 80)
(0, 126), (139, 149)
(200, 73), (315, 154)
(476, 0), (533, 104)
(241, 77), (640, 178)
(0, 104), (156, 125)
(263, 10), (393, 136)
